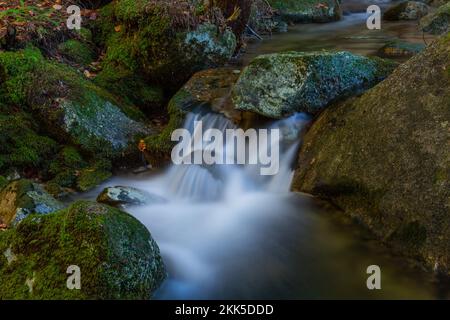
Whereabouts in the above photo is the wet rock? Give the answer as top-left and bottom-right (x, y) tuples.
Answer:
(384, 1), (430, 21)
(0, 201), (166, 299)
(268, 0), (342, 23)
(97, 186), (166, 207)
(0, 179), (64, 227)
(378, 40), (426, 58)
(184, 23), (237, 67)
(232, 51), (397, 119)
(420, 2), (450, 34)
(292, 36), (450, 275)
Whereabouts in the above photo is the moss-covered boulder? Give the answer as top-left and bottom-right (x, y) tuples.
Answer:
(97, 0), (237, 89)
(378, 40), (426, 58)
(232, 51), (397, 119)
(292, 35), (450, 275)
(384, 1), (429, 21)
(0, 180), (63, 227)
(0, 201), (166, 299)
(0, 47), (152, 160)
(268, 0), (342, 23)
(420, 2), (450, 35)
(97, 186), (166, 207)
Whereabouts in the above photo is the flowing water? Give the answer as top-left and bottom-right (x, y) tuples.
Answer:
(73, 0), (447, 299)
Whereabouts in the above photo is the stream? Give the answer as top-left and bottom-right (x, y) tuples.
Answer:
(72, 1), (445, 299)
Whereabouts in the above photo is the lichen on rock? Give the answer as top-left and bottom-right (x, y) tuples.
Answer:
(0, 201), (166, 299)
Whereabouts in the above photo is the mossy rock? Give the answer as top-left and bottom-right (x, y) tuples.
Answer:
(232, 51), (397, 119)
(384, 1), (429, 21)
(0, 47), (152, 160)
(0, 179), (64, 227)
(0, 201), (166, 299)
(93, 64), (165, 114)
(97, 1), (237, 88)
(58, 39), (96, 66)
(292, 35), (450, 275)
(0, 112), (58, 175)
(268, 0), (342, 23)
(420, 2), (450, 35)
(77, 160), (113, 192)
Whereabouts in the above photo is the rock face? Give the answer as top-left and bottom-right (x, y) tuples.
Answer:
(232, 51), (397, 119)
(420, 2), (450, 34)
(0, 201), (166, 299)
(384, 1), (429, 21)
(0, 180), (64, 227)
(97, 186), (166, 207)
(268, 0), (342, 23)
(292, 36), (450, 274)
(378, 40), (426, 58)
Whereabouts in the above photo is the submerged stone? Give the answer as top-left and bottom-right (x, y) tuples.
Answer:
(378, 40), (426, 58)
(97, 186), (167, 207)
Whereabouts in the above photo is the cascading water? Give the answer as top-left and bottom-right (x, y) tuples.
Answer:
(71, 0), (441, 298)
(83, 110), (437, 299)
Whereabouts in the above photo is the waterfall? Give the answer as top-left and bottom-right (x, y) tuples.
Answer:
(162, 110), (311, 201)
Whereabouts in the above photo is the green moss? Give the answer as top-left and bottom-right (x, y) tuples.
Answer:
(94, 64), (165, 111)
(0, 47), (44, 105)
(0, 201), (166, 299)
(77, 160), (112, 192)
(0, 113), (58, 173)
(58, 40), (96, 66)
(145, 90), (188, 158)
(0, 176), (7, 190)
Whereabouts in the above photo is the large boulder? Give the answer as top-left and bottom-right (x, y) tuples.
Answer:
(0, 201), (166, 299)
(232, 51), (397, 119)
(0, 47), (152, 159)
(0, 180), (63, 227)
(268, 0), (342, 23)
(420, 2), (450, 35)
(97, 0), (237, 88)
(384, 1), (430, 21)
(292, 36), (450, 274)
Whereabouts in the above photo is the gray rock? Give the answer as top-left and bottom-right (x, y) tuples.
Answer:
(268, 0), (342, 23)
(97, 186), (166, 207)
(384, 1), (430, 21)
(292, 36), (450, 275)
(232, 51), (397, 119)
(0, 179), (64, 227)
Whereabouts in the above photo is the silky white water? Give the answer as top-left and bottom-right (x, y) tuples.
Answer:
(73, 110), (439, 299)
(69, 0), (443, 297)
